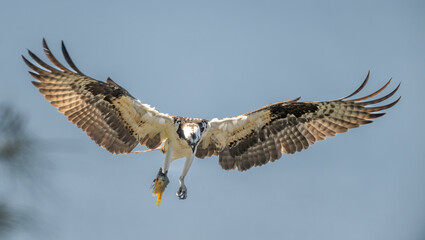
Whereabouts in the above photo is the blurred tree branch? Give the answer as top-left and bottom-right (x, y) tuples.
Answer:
(0, 103), (47, 238)
(0, 104), (32, 163)
(0, 204), (14, 237)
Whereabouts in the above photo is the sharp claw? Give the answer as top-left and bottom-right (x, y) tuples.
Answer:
(176, 186), (187, 200)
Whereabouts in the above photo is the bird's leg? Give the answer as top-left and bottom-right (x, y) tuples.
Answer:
(176, 154), (194, 200)
(152, 146), (174, 206)
(162, 146), (173, 174)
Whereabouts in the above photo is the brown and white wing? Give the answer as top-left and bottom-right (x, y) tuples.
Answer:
(196, 72), (400, 171)
(24, 39), (175, 154)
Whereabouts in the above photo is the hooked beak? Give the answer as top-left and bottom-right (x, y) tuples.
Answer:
(189, 133), (199, 152)
(190, 143), (196, 152)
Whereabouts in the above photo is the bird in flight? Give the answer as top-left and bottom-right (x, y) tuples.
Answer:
(23, 39), (400, 205)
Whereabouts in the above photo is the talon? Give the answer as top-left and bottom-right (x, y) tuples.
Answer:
(176, 185), (187, 200)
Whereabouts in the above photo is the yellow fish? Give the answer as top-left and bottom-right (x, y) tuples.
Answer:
(152, 168), (169, 206)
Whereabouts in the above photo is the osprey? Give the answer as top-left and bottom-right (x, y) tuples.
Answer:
(23, 39), (400, 205)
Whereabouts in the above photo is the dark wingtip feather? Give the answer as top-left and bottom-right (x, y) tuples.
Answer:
(22, 55), (36, 70)
(42, 39), (72, 73)
(27, 49), (34, 56)
(22, 54), (51, 76)
(42, 38), (49, 51)
(31, 81), (41, 87)
(366, 113), (386, 119)
(283, 96), (301, 103)
(27, 49), (57, 72)
(61, 40), (84, 75)
(293, 96), (301, 102)
(28, 71), (41, 80)
(338, 71), (370, 100)
(359, 82), (401, 106)
(365, 96), (401, 112)
(347, 77), (392, 102)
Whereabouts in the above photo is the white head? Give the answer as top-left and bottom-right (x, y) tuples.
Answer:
(174, 118), (208, 152)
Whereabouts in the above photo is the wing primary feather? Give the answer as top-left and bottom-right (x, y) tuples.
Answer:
(366, 113), (386, 119)
(42, 38), (72, 73)
(338, 71), (370, 100)
(364, 97), (401, 112)
(282, 96), (301, 103)
(61, 41), (84, 75)
(347, 78), (392, 102)
(22, 55), (52, 76)
(358, 83), (400, 106)
(29, 72), (41, 81)
(27, 49), (58, 72)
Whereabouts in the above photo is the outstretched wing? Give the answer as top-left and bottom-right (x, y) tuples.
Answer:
(196, 72), (400, 171)
(24, 39), (175, 154)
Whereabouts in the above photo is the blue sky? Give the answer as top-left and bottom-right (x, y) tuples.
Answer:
(1, 0), (424, 239)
